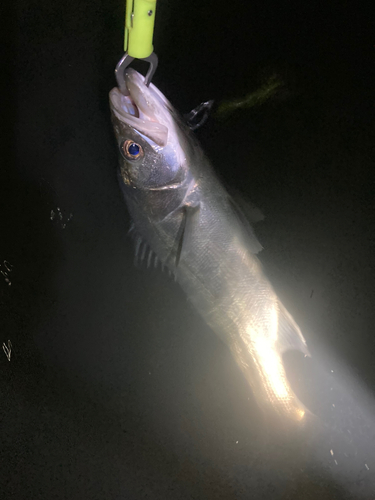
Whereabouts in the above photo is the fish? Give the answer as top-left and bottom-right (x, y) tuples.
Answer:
(109, 69), (311, 423)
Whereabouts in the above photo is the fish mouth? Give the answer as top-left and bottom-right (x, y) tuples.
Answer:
(109, 69), (170, 146)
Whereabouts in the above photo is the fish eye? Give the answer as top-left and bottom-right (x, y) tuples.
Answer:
(121, 140), (144, 160)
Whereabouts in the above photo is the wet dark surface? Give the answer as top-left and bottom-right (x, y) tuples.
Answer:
(1, 0), (375, 498)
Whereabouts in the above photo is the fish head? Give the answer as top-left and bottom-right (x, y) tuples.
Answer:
(109, 69), (195, 218)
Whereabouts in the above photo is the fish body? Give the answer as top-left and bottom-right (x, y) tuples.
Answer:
(109, 69), (310, 422)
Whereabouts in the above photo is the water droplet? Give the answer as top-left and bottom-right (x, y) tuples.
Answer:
(4, 261), (12, 272)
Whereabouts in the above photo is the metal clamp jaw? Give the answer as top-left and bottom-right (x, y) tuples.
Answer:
(115, 0), (158, 95)
(115, 52), (158, 95)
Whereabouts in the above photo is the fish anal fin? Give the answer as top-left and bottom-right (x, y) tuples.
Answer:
(228, 187), (265, 224)
(276, 303), (311, 358)
(228, 195), (263, 254)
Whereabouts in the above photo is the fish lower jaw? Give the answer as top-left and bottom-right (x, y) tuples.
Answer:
(110, 87), (139, 118)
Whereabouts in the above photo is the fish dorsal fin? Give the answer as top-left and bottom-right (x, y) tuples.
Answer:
(129, 226), (160, 270)
(276, 303), (310, 357)
(132, 234), (156, 268)
(129, 225), (178, 279)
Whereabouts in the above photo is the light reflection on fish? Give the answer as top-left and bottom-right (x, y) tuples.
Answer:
(109, 69), (310, 422)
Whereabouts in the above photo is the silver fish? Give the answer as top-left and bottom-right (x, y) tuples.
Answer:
(109, 69), (310, 422)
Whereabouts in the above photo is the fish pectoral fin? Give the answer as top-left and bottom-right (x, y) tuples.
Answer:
(174, 204), (200, 268)
(276, 303), (311, 358)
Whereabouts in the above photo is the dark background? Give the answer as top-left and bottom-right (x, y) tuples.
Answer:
(1, 0), (375, 498)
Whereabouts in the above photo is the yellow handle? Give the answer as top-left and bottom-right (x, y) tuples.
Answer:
(124, 0), (157, 59)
